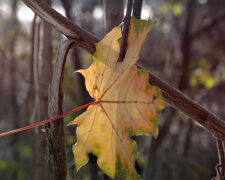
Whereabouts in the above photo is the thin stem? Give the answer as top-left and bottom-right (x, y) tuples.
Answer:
(117, 0), (133, 62)
(0, 101), (98, 137)
(216, 139), (225, 178)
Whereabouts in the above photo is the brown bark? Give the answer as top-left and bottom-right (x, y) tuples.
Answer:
(47, 39), (75, 180)
(45, 38), (100, 180)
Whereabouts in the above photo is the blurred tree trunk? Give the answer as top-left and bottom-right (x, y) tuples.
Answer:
(144, 0), (195, 178)
(9, 0), (20, 178)
(25, 15), (36, 125)
(179, 0), (195, 158)
(179, 0), (194, 91)
(103, 0), (124, 33)
(143, 108), (177, 180)
(31, 0), (53, 180)
(61, 0), (90, 104)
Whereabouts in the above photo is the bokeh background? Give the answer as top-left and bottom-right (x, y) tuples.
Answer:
(0, 0), (225, 179)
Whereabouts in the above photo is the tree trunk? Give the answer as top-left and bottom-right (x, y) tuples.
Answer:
(9, 0), (20, 178)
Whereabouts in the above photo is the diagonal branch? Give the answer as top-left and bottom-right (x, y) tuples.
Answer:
(23, 0), (225, 141)
(148, 74), (225, 141)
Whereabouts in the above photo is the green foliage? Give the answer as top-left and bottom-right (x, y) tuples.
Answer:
(161, 2), (182, 16)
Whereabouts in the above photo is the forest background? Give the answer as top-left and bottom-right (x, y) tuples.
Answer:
(0, 0), (225, 180)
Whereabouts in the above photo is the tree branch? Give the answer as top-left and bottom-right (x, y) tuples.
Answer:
(23, 0), (225, 141)
(148, 74), (225, 140)
(47, 39), (75, 180)
(117, 0), (133, 62)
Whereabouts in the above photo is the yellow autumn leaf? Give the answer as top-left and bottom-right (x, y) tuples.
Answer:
(69, 17), (164, 179)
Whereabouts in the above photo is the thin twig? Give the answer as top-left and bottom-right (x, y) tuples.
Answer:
(216, 139), (225, 179)
(117, 0), (133, 62)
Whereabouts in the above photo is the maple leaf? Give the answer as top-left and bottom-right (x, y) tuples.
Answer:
(69, 17), (164, 179)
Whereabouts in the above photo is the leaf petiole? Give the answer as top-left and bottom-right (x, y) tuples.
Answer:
(0, 101), (99, 137)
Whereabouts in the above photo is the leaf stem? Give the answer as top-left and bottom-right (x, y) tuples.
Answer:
(0, 101), (99, 137)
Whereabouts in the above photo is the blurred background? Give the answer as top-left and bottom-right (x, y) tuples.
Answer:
(0, 0), (225, 179)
